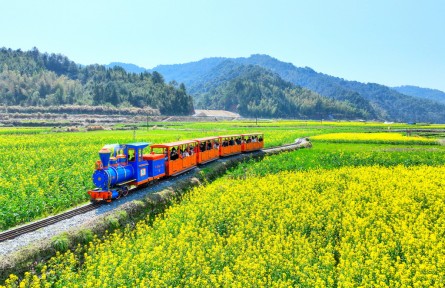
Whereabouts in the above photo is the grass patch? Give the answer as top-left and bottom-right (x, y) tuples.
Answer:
(51, 233), (70, 252)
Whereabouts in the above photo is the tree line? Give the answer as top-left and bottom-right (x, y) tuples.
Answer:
(0, 47), (194, 115)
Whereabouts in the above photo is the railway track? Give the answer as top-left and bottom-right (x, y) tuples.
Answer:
(0, 204), (99, 242)
(264, 142), (301, 150)
(0, 141), (305, 243)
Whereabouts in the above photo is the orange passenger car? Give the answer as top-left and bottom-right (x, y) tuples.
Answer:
(241, 133), (264, 152)
(219, 135), (242, 157)
(150, 140), (198, 176)
(194, 136), (220, 164)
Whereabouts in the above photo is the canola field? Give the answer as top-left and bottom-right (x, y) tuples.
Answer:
(4, 165), (445, 287)
(2, 120), (445, 287)
(0, 122), (306, 230)
(312, 132), (437, 145)
(3, 120), (416, 230)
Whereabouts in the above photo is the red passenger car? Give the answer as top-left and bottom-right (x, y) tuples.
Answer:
(241, 133), (264, 152)
(194, 136), (220, 164)
(219, 135), (242, 157)
(149, 140), (198, 176)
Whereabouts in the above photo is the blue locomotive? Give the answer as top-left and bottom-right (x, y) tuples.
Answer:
(88, 142), (165, 202)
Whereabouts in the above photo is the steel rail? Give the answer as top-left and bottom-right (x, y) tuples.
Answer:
(0, 204), (98, 242)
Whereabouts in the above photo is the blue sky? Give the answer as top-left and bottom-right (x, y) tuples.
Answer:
(1, 0), (444, 91)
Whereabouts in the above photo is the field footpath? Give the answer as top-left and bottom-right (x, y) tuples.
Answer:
(0, 139), (311, 282)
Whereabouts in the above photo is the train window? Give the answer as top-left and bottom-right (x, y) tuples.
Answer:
(128, 149), (135, 162)
(138, 148), (143, 161)
(171, 146), (179, 160)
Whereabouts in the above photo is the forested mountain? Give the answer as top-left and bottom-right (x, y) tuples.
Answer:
(0, 48), (194, 115)
(195, 62), (369, 119)
(150, 55), (445, 122)
(392, 85), (445, 105)
(234, 55), (445, 122)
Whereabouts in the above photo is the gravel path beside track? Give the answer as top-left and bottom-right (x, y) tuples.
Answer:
(0, 176), (181, 256)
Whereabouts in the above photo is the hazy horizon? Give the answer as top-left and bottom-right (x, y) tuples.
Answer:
(1, 0), (444, 91)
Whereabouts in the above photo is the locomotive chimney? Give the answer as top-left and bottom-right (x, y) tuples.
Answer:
(99, 148), (111, 168)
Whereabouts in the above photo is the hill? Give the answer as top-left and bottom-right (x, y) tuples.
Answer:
(150, 55), (445, 122)
(234, 55), (445, 122)
(0, 47), (194, 115)
(194, 62), (369, 119)
(392, 85), (445, 105)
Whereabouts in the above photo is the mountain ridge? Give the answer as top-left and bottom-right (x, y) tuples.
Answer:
(392, 85), (445, 105)
(147, 54), (445, 122)
(194, 63), (368, 119)
(106, 62), (146, 74)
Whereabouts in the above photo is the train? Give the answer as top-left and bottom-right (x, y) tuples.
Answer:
(88, 132), (264, 202)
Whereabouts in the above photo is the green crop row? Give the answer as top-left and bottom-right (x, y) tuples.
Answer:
(228, 142), (445, 178)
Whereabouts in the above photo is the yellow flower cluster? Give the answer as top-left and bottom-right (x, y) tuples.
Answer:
(4, 165), (445, 287)
(312, 132), (437, 144)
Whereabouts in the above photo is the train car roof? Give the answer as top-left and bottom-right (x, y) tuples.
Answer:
(193, 136), (220, 142)
(241, 132), (264, 136)
(151, 140), (198, 148)
(126, 142), (150, 148)
(218, 134), (242, 138)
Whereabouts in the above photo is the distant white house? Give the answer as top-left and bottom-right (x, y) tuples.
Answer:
(193, 110), (240, 118)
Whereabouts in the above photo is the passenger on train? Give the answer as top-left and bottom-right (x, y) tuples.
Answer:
(229, 138), (235, 146)
(182, 149), (189, 157)
(259, 136), (263, 142)
(214, 141), (219, 149)
(171, 147), (179, 160)
(200, 142), (206, 152)
(236, 138), (241, 145)
(207, 141), (212, 150)
(246, 137), (252, 143)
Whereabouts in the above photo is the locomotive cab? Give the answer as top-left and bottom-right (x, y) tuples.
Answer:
(125, 143), (150, 185)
